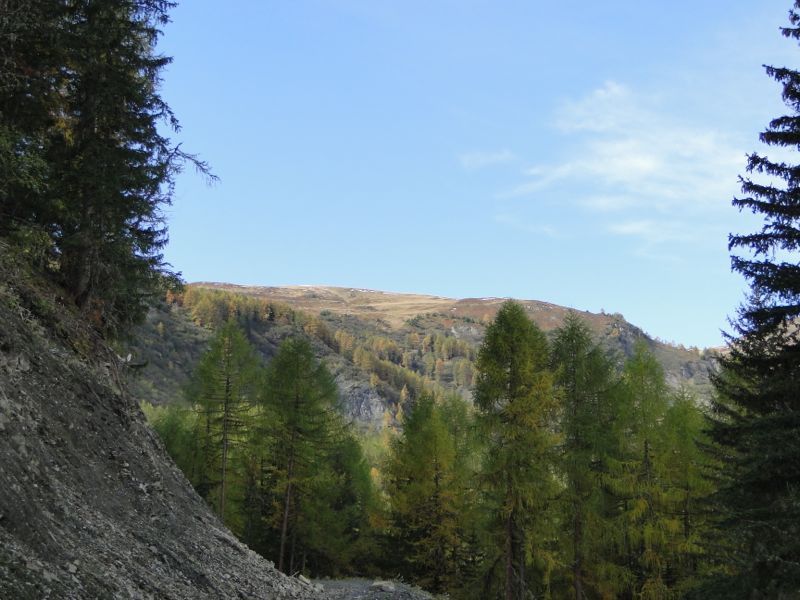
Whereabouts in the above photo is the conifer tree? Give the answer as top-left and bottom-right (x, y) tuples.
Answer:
(316, 433), (378, 574)
(611, 343), (673, 599)
(702, 2), (800, 596)
(473, 301), (558, 600)
(660, 390), (714, 595)
(1, 0), (210, 334)
(145, 403), (199, 483)
(385, 394), (463, 593)
(550, 313), (619, 599)
(153, 329), (375, 577)
(438, 393), (484, 598)
(187, 322), (261, 521)
(0, 1), (63, 245)
(262, 337), (340, 574)
(603, 343), (709, 599)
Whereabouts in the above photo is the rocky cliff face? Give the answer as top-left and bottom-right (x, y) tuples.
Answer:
(0, 258), (322, 599)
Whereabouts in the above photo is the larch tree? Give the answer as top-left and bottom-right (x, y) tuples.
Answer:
(385, 394), (462, 593)
(187, 321), (261, 522)
(473, 301), (559, 600)
(550, 313), (620, 599)
(702, 2), (800, 596)
(616, 344), (666, 599)
(262, 337), (340, 574)
(659, 389), (714, 595)
(607, 343), (691, 600)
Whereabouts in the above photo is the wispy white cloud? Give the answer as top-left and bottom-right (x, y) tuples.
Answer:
(493, 213), (561, 238)
(459, 149), (516, 170)
(607, 219), (694, 244)
(521, 82), (745, 211)
(554, 81), (639, 134)
(496, 81), (747, 257)
(579, 194), (639, 212)
(501, 164), (574, 197)
(604, 219), (698, 263)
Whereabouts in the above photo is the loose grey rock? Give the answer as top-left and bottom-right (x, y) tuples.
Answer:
(318, 578), (433, 600)
(0, 268), (324, 600)
(371, 581), (396, 592)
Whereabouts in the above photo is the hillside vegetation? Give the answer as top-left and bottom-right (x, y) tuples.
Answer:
(138, 287), (718, 598)
(5, 0), (798, 596)
(127, 283), (717, 432)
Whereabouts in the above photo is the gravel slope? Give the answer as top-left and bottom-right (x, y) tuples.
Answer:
(317, 579), (434, 600)
(0, 258), (323, 599)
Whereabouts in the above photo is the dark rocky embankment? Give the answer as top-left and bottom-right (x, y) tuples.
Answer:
(0, 253), (324, 598)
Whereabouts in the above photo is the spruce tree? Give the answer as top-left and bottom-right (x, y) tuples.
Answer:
(473, 301), (558, 600)
(703, 2), (800, 596)
(315, 433), (377, 575)
(0, 0), (64, 243)
(1, 0), (211, 334)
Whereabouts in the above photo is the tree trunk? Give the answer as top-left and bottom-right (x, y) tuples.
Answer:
(289, 517), (298, 574)
(505, 509), (514, 600)
(219, 364), (232, 518)
(280, 380), (303, 573)
(573, 505), (584, 599)
(278, 453), (294, 573)
(516, 523), (526, 600)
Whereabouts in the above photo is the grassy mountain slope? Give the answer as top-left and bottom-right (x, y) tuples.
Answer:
(128, 283), (717, 433)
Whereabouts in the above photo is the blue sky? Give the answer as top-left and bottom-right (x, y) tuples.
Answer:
(157, 1), (797, 349)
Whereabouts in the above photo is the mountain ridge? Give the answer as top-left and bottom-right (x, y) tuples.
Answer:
(127, 282), (718, 432)
(193, 281), (702, 346)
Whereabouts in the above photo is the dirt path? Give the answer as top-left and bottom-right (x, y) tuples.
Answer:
(317, 578), (434, 600)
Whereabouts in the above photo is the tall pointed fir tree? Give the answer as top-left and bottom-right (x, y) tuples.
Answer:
(473, 301), (559, 600)
(0, 1), (63, 245)
(703, 2), (800, 596)
(0, 0), (211, 334)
